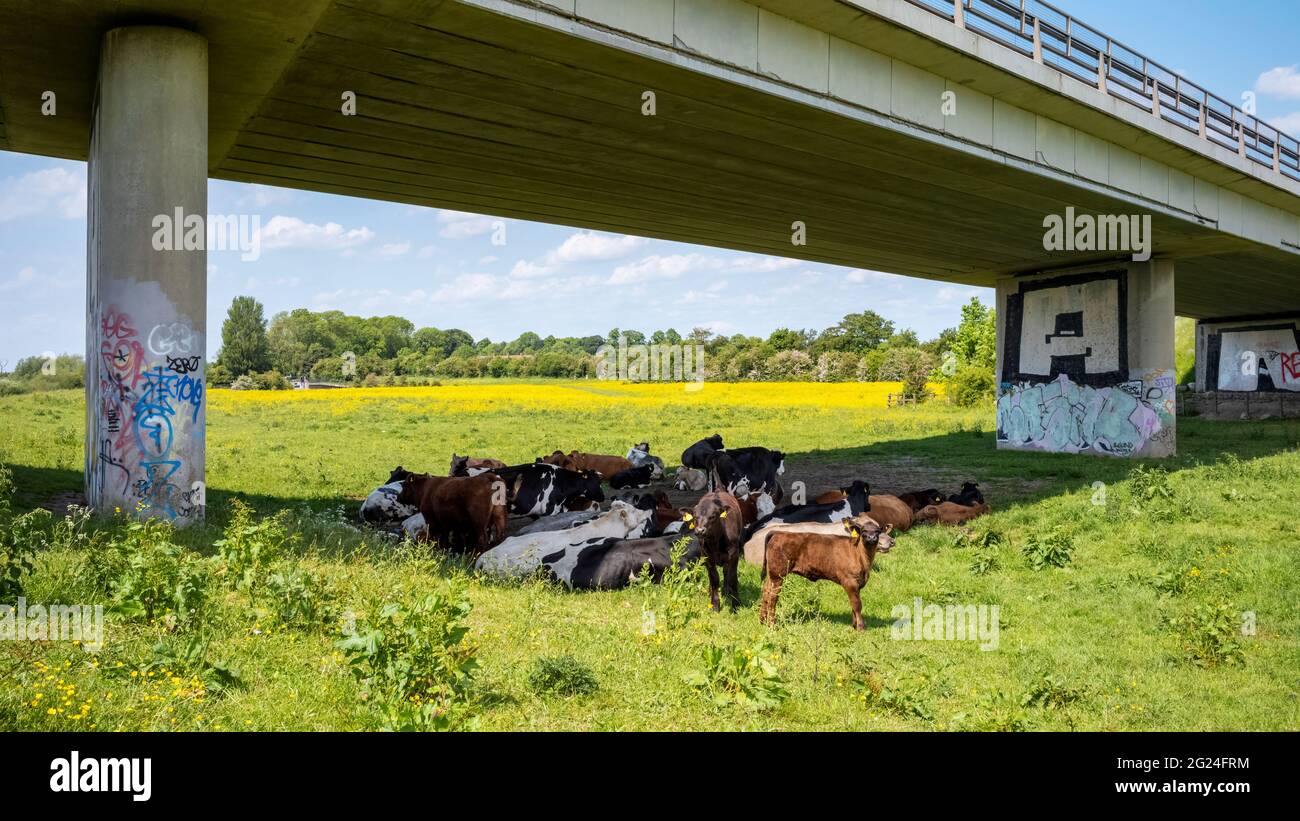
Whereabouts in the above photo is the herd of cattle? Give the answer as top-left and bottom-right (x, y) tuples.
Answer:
(360, 437), (990, 629)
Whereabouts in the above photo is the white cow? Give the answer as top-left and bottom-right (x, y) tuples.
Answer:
(516, 507), (605, 535)
(475, 501), (653, 578)
(360, 481), (419, 527)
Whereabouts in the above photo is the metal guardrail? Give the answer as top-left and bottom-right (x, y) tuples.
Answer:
(903, 0), (1300, 182)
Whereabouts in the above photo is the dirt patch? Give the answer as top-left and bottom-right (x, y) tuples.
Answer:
(37, 490), (88, 516)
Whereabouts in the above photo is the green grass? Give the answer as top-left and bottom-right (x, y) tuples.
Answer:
(1, 385), (1298, 731)
(1175, 316), (1196, 385)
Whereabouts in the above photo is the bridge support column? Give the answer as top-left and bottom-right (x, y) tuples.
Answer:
(85, 27), (208, 523)
(994, 260), (1177, 457)
(1187, 313), (1300, 420)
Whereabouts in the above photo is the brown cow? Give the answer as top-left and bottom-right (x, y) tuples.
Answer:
(449, 453), (507, 476)
(558, 451), (633, 479)
(685, 491), (745, 612)
(760, 513), (892, 630)
(736, 491), (775, 526)
(915, 501), (990, 525)
(812, 489), (915, 533)
(396, 472), (507, 555)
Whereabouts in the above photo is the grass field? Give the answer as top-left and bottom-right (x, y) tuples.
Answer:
(2, 381), (1298, 731)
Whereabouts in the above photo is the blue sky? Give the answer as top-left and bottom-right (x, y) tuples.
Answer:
(1, 0), (1297, 365)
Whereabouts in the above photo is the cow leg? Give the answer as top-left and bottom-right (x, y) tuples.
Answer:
(723, 555), (740, 612)
(843, 583), (865, 631)
(759, 573), (784, 625)
(705, 562), (721, 612)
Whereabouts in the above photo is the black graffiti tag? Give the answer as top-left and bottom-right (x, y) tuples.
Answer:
(166, 355), (202, 375)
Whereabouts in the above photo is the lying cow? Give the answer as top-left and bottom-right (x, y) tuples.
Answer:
(737, 492), (776, 526)
(687, 491), (745, 612)
(743, 480), (870, 565)
(542, 450), (633, 480)
(396, 472), (507, 555)
(813, 487), (914, 534)
(541, 532), (702, 590)
(897, 488), (944, 511)
(474, 501), (654, 578)
(515, 506), (605, 536)
(450, 453), (508, 477)
(674, 467), (708, 492)
(494, 463), (604, 518)
(947, 481), (985, 506)
(760, 514), (892, 631)
(681, 434), (724, 470)
(609, 464), (655, 489)
(625, 443), (666, 479)
(916, 501), (990, 525)
(360, 470), (420, 527)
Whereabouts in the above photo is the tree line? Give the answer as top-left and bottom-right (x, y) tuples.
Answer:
(212, 295), (998, 404)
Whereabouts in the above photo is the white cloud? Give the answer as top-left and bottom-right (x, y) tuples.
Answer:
(417, 244), (438, 259)
(609, 253), (799, 285)
(237, 184), (293, 209)
(0, 266), (39, 292)
(436, 210), (498, 239)
(1268, 111), (1300, 136)
(378, 242), (411, 257)
(1256, 66), (1300, 100)
(0, 167), (85, 222)
(256, 216), (375, 251)
(506, 230), (647, 279)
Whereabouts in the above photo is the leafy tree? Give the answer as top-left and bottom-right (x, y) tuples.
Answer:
(767, 328), (807, 351)
(218, 296), (271, 376)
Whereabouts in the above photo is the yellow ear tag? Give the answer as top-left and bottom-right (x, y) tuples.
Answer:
(719, 510), (727, 519)
(851, 529), (860, 538)
(689, 522), (696, 530)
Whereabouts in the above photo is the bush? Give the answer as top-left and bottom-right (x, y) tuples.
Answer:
(684, 640), (789, 710)
(947, 364), (996, 407)
(763, 350), (815, 381)
(1022, 528), (1074, 570)
(0, 466), (43, 603)
(816, 351), (859, 382)
(878, 347), (936, 398)
(253, 370), (291, 390)
(528, 655), (599, 697)
(336, 588), (479, 731)
(87, 520), (211, 626)
(1172, 599), (1245, 667)
(206, 362), (233, 387)
(229, 374), (255, 391)
(213, 499), (296, 593)
(255, 561), (339, 631)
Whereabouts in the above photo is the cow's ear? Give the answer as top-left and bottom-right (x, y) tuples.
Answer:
(842, 519), (853, 531)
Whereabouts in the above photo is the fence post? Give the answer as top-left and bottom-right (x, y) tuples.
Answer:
(954, 0), (965, 28)
(1032, 17), (1043, 63)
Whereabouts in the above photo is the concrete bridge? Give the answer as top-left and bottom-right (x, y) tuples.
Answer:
(1, 0), (1297, 521)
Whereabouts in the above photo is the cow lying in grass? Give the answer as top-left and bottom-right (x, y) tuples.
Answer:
(541, 450), (633, 479)
(897, 488), (944, 511)
(450, 453), (507, 476)
(475, 500), (653, 578)
(760, 513), (893, 631)
(541, 533), (702, 590)
(916, 501), (990, 525)
(396, 472), (507, 555)
(360, 466), (419, 527)
(947, 481), (985, 506)
(742, 480), (870, 565)
(625, 443), (665, 479)
(812, 486), (915, 533)
(686, 491), (745, 612)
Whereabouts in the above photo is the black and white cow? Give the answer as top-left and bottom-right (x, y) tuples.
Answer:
(475, 501), (653, 578)
(703, 447), (785, 502)
(493, 463), (605, 518)
(625, 443), (666, 479)
(360, 466), (420, 527)
(541, 532), (702, 591)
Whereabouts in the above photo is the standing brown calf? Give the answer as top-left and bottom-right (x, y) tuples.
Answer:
(686, 491), (745, 612)
(760, 513), (891, 630)
(397, 472), (507, 555)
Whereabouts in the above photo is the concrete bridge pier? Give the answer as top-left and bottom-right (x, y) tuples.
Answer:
(85, 27), (208, 523)
(994, 260), (1177, 457)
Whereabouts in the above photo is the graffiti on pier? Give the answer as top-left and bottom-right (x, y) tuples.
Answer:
(1206, 322), (1300, 392)
(997, 371), (1173, 456)
(90, 304), (203, 520)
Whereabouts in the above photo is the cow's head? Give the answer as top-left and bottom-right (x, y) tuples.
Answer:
(633, 442), (650, 453)
(690, 492), (739, 540)
(396, 473), (431, 506)
(843, 514), (893, 554)
(704, 434), (724, 450)
(540, 451), (566, 466)
(449, 454), (468, 476)
(845, 480), (871, 513)
(389, 465), (413, 484)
